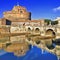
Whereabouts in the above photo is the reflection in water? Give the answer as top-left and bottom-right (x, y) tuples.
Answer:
(0, 35), (60, 59)
(46, 43), (55, 50)
(0, 46), (57, 60)
(0, 50), (7, 56)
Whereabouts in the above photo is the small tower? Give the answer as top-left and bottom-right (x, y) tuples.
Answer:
(3, 2), (31, 21)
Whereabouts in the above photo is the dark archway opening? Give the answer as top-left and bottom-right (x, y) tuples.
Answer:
(35, 28), (40, 33)
(46, 43), (55, 50)
(46, 29), (56, 37)
(6, 19), (11, 25)
(52, 39), (60, 45)
(35, 40), (40, 45)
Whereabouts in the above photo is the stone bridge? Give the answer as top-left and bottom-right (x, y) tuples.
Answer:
(0, 25), (60, 58)
(0, 25), (60, 39)
(10, 25), (60, 39)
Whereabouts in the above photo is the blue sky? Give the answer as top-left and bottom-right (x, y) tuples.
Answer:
(0, 0), (60, 20)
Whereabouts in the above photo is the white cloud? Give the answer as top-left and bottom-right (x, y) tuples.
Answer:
(53, 6), (60, 12)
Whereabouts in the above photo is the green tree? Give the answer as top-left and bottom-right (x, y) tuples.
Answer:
(51, 21), (58, 25)
(44, 19), (51, 25)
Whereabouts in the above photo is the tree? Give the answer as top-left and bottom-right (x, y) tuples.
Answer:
(44, 19), (51, 25)
(51, 21), (58, 25)
(45, 19), (58, 25)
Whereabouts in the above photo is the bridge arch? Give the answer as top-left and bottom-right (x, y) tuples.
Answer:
(46, 29), (56, 37)
(27, 27), (33, 32)
(28, 27), (31, 31)
(35, 28), (40, 33)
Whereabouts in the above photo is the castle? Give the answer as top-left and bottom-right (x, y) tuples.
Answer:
(0, 5), (45, 26)
(0, 5), (60, 57)
(0, 5), (60, 42)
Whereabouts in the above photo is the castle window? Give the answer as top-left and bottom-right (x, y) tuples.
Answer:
(6, 20), (11, 25)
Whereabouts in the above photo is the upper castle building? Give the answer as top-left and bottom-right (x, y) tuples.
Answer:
(0, 5), (45, 26)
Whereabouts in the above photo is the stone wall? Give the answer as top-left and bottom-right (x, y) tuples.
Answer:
(3, 6), (31, 21)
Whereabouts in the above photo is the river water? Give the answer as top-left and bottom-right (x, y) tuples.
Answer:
(0, 46), (58, 60)
(0, 35), (59, 60)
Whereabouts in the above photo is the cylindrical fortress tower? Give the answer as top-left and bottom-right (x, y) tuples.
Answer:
(3, 5), (31, 21)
